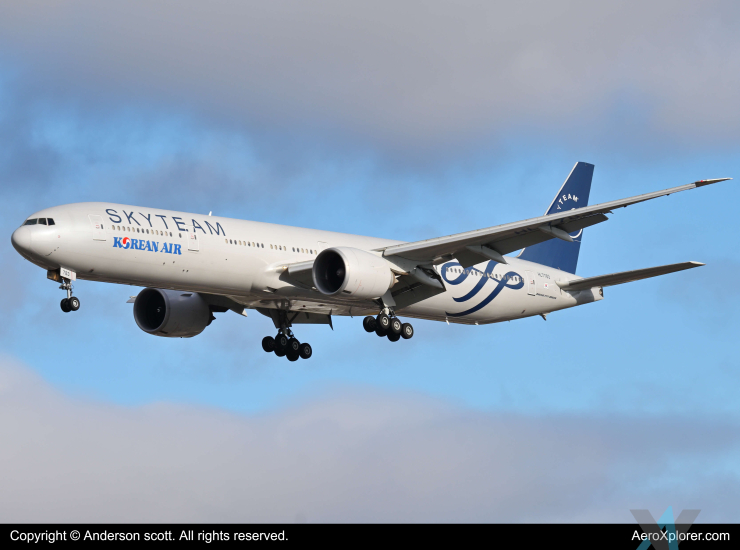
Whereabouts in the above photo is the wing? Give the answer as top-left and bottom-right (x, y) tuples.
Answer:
(556, 261), (704, 292)
(379, 178), (731, 267)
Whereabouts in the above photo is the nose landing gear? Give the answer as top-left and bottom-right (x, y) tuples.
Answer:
(363, 311), (414, 343)
(59, 279), (80, 313)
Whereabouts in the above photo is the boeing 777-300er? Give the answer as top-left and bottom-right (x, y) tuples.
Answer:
(10, 163), (731, 361)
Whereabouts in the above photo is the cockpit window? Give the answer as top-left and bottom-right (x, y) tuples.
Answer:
(22, 218), (54, 226)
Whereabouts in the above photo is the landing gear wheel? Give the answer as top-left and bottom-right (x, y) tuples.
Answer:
(376, 313), (391, 332)
(387, 332), (401, 342)
(286, 351), (300, 362)
(401, 323), (414, 340)
(274, 333), (289, 352)
(262, 336), (276, 352)
(362, 316), (377, 333)
(60, 298), (71, 313)
(299, 343), (312, 359)
(390, 318), (402, 335)
(68, 296), (80, 311)
(375, 324), (387, 337)
(274, 347), (286, 357)
(287, 338), (301, 355)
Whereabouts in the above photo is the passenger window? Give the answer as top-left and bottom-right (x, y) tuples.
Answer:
(24, 219), (37, 225)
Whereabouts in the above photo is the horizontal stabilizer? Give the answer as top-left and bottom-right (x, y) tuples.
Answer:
(556, 261), (704, 291)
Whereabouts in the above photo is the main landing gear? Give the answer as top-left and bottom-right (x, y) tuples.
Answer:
(260, 308), (313, 361)
(261, 330), (313, 361)
(362, 312), (414, 343)
(59, 279), (80, 313)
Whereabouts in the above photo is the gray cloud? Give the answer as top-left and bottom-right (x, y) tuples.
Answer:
(0, 358), (738, 522)
(1, 1), (739, 160)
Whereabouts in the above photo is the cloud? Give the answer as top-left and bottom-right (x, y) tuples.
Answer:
(0, 358), (738, 522)
(1, 1), (739, 160)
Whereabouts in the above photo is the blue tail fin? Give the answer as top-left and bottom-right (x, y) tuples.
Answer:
(517, 162), (594, 274)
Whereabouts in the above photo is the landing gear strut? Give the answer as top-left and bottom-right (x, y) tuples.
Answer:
(59, 279), (80, 313)
(363, 310), (414, 343)
(261, 309), (312, 361)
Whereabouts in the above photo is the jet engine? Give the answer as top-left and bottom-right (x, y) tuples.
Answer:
(313, 247), (395, 299)
(133, 288), (211, 338)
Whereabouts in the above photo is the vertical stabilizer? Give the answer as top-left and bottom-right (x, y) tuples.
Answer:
(517, 162), (594, 273)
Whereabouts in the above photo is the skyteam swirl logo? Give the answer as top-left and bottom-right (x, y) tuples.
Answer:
(441, 260), (523, 317)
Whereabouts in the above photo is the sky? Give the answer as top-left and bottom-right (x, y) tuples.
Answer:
(0, 1), (739, 522)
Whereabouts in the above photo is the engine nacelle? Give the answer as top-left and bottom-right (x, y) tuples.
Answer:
(133, 288), (211, 338)
(313, 247), (395, 299)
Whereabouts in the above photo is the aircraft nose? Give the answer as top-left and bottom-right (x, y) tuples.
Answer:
(11, 226), (31, 254)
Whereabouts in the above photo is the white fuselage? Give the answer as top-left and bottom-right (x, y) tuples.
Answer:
(11, 202), (602, 325)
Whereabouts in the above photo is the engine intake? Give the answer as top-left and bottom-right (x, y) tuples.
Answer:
(313, 247), (395, 299)
(133, 288), (211, 338)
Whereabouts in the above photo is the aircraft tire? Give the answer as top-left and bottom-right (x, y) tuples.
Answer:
(375, 324), (387, 337)
(287, 337), (300, 354)
(299, 343), (312, 359)
(286, 350), (300, 362)
(262, 336), (275, 352)
(390, 318), (402, 335)
(376, 313), (391, 332)
(362, 316), (376, 332)
(275, 333), (289, 352)
(60, 298), (71, 313)
(274, 347), (286, 357)
(401, 323), (414, 339)
(387, 332), (401, 342)
(69, 296), (80, 311)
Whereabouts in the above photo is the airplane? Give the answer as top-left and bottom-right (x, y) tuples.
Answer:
(10, 162), (731, 361)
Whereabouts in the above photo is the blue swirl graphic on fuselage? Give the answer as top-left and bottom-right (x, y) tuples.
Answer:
(441, 260), (524, 317)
